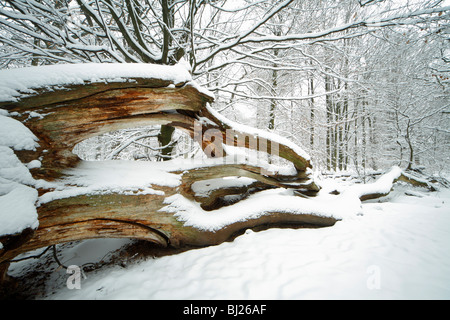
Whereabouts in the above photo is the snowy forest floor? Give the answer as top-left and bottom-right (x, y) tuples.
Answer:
(4, 174), (450, 300)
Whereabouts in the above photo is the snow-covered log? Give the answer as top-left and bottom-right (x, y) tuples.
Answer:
(0, 63), (326, 283)
(1, 63), (435, 286)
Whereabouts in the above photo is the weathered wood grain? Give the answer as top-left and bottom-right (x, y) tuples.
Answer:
(0, 73), (330, 285)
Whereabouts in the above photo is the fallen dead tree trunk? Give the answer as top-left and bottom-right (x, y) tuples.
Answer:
(0, 63), (328, 284)
(1, 64), (433, 287)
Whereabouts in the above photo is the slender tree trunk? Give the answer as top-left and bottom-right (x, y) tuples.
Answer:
(332, 80), (338, 171)
(325, 73), (332, 171)
(158, 0), (177, 159)
(405, 119), (414, 170)
(353, 105), (359, 171)
(308, 69), (315, 149)
(342, 47), (349, 171)
(362, 98), (367, 171)
(368, 114), (377, 170)
(343, 95), (349, 171)
(157, 125), (176, 160)
(269, 48), (279, 131)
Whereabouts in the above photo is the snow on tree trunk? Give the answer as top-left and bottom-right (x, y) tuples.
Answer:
(0, 63), (331, 283)
(0, 63), (433, 285)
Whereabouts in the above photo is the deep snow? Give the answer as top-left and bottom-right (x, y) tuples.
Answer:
(8, 180), (450, 300)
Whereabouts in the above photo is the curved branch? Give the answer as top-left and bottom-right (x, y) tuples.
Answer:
(0, 63), (325, 285)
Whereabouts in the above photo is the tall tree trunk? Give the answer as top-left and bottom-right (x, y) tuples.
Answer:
(157, 125), (176, 160)
(342, 43), (350, 171)
(362, 98), (367, 171)
(353, 103), (359, 171)
(269, 48), (279, 131)
(158, 0), (177, 159)
(308, 69), (315, 149)
(405, 119), (414, 170)
(325, 72), (332, 171)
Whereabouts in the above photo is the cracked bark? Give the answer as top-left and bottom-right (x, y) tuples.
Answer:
(0, 75), (330, 284)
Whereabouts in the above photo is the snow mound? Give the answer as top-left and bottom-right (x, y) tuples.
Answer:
(0, 178), (39, 236)
(0, 114), (39, 151)
(342, 166), (403, 199)
(0, 114), (40, 238)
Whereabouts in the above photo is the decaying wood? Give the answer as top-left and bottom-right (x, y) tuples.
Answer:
(397, 172), (437, 191)
(0, 188), (337, 265)
(0, 73), (329, 283)
(1, 69), (436, 287)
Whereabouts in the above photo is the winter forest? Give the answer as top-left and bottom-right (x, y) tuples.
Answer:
(1, 0), (448, 172)
(0, 0), (450, 300)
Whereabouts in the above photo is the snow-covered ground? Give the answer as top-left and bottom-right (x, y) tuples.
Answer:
(8, 180), (450, 300)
